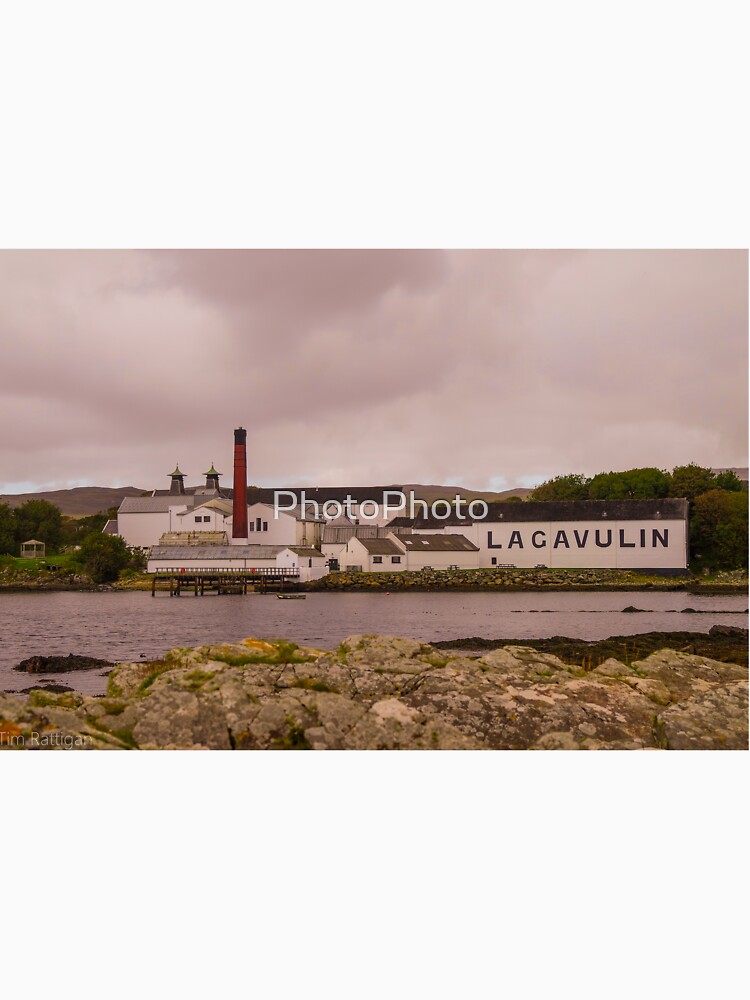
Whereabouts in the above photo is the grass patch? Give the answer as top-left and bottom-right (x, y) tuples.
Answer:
(212, 641), (316, 668)
(109, 726), (138, 749)
(274, 718), (312, 750)
(290, 677), (338, 693)
(99, 698), (127, 716)
(181, 669), (216, 691)
(85, 716), (138, 749)
(27, 690), (82, 710)
(137, 661), (173, 695)
(212, 651), (265, 667)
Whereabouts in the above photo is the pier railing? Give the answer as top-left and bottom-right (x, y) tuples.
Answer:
(149, 566), (302, 596)
(150, 567), (300, 577)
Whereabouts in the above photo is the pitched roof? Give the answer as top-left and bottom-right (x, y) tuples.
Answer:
(398, 533), (479, 552)
(287, 546), (326, 558)
(176, 497), (233, 517)
(119, 496), (198, 513)
(354, 537), (404, 555)
(323, 524), (412, 543)
(102, 519), (118, 535)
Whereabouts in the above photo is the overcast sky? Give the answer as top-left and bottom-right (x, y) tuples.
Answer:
(0, 249), (746, 494)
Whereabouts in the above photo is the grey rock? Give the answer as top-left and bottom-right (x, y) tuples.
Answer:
(2, 636), (747, 751)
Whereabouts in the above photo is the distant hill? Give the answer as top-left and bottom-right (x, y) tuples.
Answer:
(402, 484), (532, 502)
(0, 482), (532, 517)
(0, 486), (146, 516)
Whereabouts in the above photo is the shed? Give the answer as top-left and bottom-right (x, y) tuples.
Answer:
(21, 539), (46, 558)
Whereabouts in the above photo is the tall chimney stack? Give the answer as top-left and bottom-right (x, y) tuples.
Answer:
(232, 427), (248, 539)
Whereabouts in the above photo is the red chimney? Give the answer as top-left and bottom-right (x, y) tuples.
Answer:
(232, 427), (248, 539)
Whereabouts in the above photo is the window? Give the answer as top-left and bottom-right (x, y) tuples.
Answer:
(249, 523), (255, 531)
(195, 516), (202, 523)
(256, 517), (262, 531)
(263, 521), (268, 531)
(491, 557), (497, 565)
(391, 556), (401, 564)
(372, 556), (383, 564)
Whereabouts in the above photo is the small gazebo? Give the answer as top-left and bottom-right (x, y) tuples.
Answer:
(21, 539), (45, 559)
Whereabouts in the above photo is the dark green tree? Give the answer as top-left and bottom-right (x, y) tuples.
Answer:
(667, 464), (717, 503)
(588, 468), (669, 500)
(59, 508), (118, 548)
(690, 489), (748, 570)
(529, 474), (589, 501)
(713, 470), (744, 492)
(0, 503), (16, 555)
(74, 533), (132, 583)
(13, 499), (63, 551)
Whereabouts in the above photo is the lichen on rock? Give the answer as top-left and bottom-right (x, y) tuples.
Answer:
(1, 634), (747, 750)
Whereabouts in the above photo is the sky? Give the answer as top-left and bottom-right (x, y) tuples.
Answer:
(0, 249), (746, 494)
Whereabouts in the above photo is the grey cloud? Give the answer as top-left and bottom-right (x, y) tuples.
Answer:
(0, 249), (746, 493)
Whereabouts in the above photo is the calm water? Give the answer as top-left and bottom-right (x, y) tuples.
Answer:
(0, 590), (746, 694)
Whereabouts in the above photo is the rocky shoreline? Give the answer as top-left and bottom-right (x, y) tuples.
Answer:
(433, 625), (749, 667)
(309, 568), (748, 594)
(0, 567), (747, 594)
(1, 632), (746, 750)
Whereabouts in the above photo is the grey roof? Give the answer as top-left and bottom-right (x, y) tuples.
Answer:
(247, 501), (325, 523)
(322, 524), (412, 544)
(355, 537), (404, 555)
(287, 546), (326, 558)
(102, 519), (118, 535)
(120, 496), (198, 513)
(176, 497), (233, 517)
(399, 534), (479, 552)
(386, 516), (417, 528)
(149, 545), (287, 560)
(408, 498), (690, 527)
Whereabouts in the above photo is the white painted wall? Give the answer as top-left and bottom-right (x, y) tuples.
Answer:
(176, 506), (230, 533)
(147, 547), (328, 581)
(342, 537), (404, 572)
(451, 519), (688, 569)
(118, 506), (189, 547)
(396, 542), (480, 570)
(242, 504), (322, 547)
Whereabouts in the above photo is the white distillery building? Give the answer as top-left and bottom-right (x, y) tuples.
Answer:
(387, 499), (690, 572)
(341, 533), (480, 572)
(117, 494), (324, 551)
(109, 431), (691, 576)
(146, 545), (328, 582)
(320, 521), (415, 564)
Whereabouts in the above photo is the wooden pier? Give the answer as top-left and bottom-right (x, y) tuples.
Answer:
(150, 568), (301, 596)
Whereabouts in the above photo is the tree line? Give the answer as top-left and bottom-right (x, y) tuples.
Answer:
(0, 499), (142, 583)
(529, 463), (747, 570)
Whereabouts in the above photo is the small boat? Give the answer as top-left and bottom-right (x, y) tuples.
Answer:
(277, 593), (306, 600)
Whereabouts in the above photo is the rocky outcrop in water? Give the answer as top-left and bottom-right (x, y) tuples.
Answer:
(14, 653), (115, 673)
(433, 626), (748, 668)
(0, 635), (746, 750)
